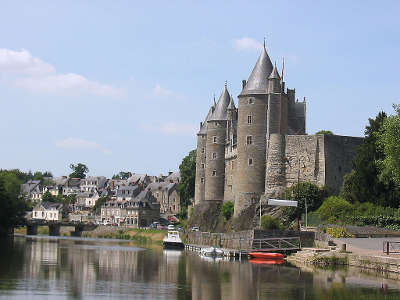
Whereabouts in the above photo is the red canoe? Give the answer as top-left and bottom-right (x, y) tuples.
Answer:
(248, 252), (284, 260)
(249, 258), (284, 265)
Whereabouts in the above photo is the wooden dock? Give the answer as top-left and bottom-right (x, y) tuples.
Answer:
(184, 236), (301, 258)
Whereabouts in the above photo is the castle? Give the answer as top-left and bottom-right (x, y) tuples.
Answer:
(194, 43), (363, 217)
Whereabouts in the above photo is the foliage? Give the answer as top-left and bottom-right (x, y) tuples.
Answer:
(261, 215), (283, 230)
(221, 201), (234, 220)
(112, 171), (132, 180)
(177, 149), (196, 210)
(315, 130), (333, 135)
(177, 206), (188, 220)
(41, 191), (56, 203)
(325, 227), (354, 238)
(0, 172), (26, 236)
(283, 182), (326, 222)
(92, 196), (109, 213)
(33, 171), (53, 183)
(340, 111), (400, 207)
(376, 104), (400, 186)
(316, 196), (353, 223)
(69, 163), (89, 179)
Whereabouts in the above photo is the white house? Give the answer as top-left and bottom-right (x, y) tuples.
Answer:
(32, 202), (63, 221)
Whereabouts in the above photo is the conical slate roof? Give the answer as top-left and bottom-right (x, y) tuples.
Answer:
(198, 104), (214, 135)
(209, 84), (231, 121)
(268, 64), (280, 80)
(227, 96), (236, 110)
(240, 45), (273, 95)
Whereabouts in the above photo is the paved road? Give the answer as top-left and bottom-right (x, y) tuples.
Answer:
(335, 237), (400, 256)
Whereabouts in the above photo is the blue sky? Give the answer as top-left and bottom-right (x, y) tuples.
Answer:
(1, 0), (399, 177)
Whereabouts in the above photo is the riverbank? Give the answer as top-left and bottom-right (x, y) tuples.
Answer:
(14, 226), (166, 245)
(287, 247), (400, 280)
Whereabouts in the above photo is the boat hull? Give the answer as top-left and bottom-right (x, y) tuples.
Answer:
(249, 258), (284, 265)
(163, 241), (184, 249)
(248, 252), (284, 260)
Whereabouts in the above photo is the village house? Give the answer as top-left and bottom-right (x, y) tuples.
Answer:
(32, 202), (63, 221)
(125, 190), (160, 227)
(127, 173), (151, 187)
(80, 176), (107, 192)
(164, 171), (181, 184)
(21, 180), (43, 202)
(100, 200), (126, 224)
(116, 185), (140, 201)
(146, 182), (180, 215)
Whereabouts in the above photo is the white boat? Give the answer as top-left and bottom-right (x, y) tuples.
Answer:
(163, 231), (184, 249)
(200, 247), (224, 257)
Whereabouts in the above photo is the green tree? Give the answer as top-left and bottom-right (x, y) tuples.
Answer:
(0, 172), (26, 236)
(377, 105), (400, 185)
(341, 111), (400, 207)
(92, 196), (109, 214)
(261, 215), (283, 230)
(283, 182), (326, 222)
(316, 196), (354, 223)
(316, 130), (334, 135)
(222, 201), (234, 221)
(112, 171), (132, 180)
(69, 163), (89, 179)
(177, 150), (196, 210)
(41, 191), (55, 203)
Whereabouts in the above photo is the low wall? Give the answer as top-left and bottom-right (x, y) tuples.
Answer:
(186, 229), (315, 249)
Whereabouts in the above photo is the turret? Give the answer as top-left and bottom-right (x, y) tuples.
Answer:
(234, 43), (273, 216)
(194, 103), (213, 205)
(205, 84), (231, 201)
(266, 64), (283, 137)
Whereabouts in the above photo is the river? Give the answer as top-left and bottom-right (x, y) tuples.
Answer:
(1, 235), (400, 299)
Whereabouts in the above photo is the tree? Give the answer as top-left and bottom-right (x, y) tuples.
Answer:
(261, 215), (283, 230)
(316, 196), (353, 223)
(0, 172), (26, 236)
(41, 191), (56, 203)
(92, 196), (108, 214)
(340, 111), (400, 207)
(69, 163), (89, 179)
(377, 105), (400, 186)
(316, 130), (334, 135)
(177, 150), (196, 209)
(222, 201), (234, 221)
(283, 182), (326, 222)
(112, 171), (132, 180)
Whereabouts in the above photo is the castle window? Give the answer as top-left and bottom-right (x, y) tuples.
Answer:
(201, 177), (205, 184)
(247, 115), (252, 124)
(212, 170), (217, 176)
(246, 136), (253, 145)
(201, 147), (205, 154)
(212, 152), (217, 159)
(248, 158), (253, 166)
(213, 136), (217, 143)
(201, 163), (205, 169)
(248, 98), (254, 104)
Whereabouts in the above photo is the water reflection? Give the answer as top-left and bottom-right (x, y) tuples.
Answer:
(1, 236), (400, 299)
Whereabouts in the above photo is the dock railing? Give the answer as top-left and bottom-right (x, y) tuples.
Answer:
(250, 237), (301, 252)
(383, 241), (400, 255)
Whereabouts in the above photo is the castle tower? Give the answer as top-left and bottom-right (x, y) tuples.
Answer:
(265, 133), (286, 197)
(204, 84), (231, 201)
(194, 103), (214, 205)
(266, 64), (284, 136)
(234, 44), (273, 216)
(224, 96), (237, 202)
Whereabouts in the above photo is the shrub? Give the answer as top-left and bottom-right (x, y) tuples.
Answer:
(261, 215), (283, 230)
(316, 196), (353, 223)
(325, 227), (354, 238)
(222, 201), (234, 221)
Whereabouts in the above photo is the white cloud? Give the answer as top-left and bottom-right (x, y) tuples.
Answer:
(232, 37), (263, 52)
(0, 48), (55, 75)
(159, 122), (197, 135)
(55, 138), (100, 150)
(153, 84), (173, 97)
(0, 48), (123, 97)
(15, 73), (124, 97)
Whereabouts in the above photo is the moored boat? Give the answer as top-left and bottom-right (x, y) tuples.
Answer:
(249, 258), (284, 265)
(248, 252), (284, 260)
(200, 247), (224, 257)
(163, 231), (184, 249)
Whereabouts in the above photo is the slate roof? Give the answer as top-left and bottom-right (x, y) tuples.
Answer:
(268, 64), (280, 80)
(227, 96), (236, 110)
(198, 104), (215, 135)
(208, 84), (231, 121)
(240, 45), (273, 96)
(165, 171), (180, 183)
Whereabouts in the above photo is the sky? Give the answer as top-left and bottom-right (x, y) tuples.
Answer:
(1, 0), (399, 178)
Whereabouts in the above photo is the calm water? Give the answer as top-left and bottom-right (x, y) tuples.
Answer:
(1, 236), (400, 299)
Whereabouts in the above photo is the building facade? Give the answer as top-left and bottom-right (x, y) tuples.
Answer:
(194, 43), (363, 217)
